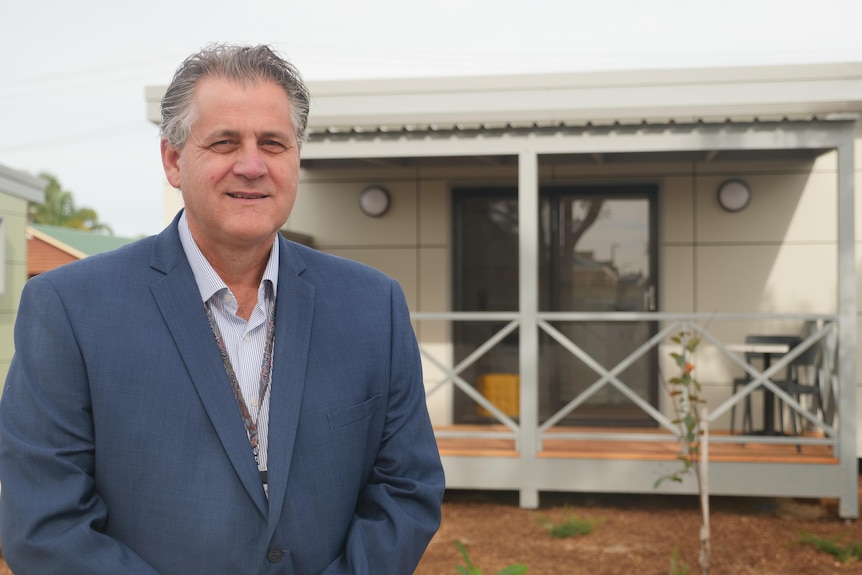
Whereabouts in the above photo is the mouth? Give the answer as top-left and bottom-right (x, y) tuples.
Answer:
(227, 192), (267, 200)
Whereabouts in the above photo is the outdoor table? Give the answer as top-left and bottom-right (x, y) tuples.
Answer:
(727, 342), (791, 435)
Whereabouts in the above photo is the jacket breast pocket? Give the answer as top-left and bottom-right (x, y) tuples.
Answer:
(327, 394), (382, 431)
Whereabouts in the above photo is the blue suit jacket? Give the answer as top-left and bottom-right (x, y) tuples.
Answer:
(0, 215), (444, 574)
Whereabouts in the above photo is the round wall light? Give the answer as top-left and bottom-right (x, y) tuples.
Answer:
(359, 185), (391, 217)
(717, 179), (751, 213)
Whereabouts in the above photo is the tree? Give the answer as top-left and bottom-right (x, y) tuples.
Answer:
(657, 331), (711, 575)
(29, 172), (113, 235)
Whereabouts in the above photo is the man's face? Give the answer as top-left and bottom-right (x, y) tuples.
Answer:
(161, 76), (300, 254)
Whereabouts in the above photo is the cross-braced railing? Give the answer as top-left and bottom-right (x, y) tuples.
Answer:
(417, 312), (839, 452)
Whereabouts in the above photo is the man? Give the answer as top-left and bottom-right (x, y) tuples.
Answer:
(0, 44), (444, 574)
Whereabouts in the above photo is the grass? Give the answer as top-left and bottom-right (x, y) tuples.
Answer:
(536, 505), (602, 539)
(668, 546), (691, 575)
(454, 539), (528, 575)
(798, 532), (862, 563)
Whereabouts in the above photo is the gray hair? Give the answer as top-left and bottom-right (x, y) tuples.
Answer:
(160, 43), (311, 149)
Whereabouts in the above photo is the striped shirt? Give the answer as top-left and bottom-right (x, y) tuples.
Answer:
(178, 212), (279, 473)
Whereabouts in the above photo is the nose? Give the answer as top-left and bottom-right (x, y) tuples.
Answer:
(233, 143), (267, 179)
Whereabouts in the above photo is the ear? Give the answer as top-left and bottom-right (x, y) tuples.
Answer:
(160, 139), (182, 189)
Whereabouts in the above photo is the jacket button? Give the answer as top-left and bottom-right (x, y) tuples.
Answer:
(267, 547), (284, 563)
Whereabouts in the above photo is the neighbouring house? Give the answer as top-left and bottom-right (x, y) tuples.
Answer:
(146, 61), (862, 517)
(26, 223), (136, 278)
(0, 164), (46, 386)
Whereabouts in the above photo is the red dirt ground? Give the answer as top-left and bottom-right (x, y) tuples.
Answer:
(1, 477), (859, 574)
(415, 478), (862, 575)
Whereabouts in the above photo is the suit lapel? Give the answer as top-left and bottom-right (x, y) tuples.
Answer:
(265, 239), (315, 538)
(149, 219), (269, 518)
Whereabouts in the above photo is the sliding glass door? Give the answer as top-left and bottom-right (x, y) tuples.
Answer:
(453, 185), (658, 426)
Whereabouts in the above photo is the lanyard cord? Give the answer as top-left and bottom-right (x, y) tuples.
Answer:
(204, 296), (277, 476)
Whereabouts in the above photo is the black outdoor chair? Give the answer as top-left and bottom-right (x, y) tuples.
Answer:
(729, 335), (800, 436)
(776, 343), (823, 449)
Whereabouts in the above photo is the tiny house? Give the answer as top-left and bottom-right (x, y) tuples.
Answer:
(147, 62), (862, 517)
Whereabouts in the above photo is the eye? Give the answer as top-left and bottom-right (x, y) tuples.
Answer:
(210, 140), (239, 152)
(260, 140), (287, 153)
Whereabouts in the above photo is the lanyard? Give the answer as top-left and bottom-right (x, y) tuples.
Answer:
(204, 296), (276, 485)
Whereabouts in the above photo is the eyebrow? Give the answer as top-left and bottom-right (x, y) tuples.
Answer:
(205, 129), (293, 141)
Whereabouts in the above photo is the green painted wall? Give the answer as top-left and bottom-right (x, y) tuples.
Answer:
(0, 191), (30, 387)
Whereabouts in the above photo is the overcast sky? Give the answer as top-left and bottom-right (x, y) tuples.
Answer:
(3, 0), (862, 238)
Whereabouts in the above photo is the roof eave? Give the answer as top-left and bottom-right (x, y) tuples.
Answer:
(0, 164), (47, 204)
(26, 226), (87, 260)
(144, 61), (862, 134)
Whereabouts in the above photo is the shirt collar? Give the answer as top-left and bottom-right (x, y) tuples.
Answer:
(178, 210), (280, 303)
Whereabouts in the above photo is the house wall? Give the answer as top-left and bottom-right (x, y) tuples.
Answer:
(286, 165), (514, 424)
(0, 192), (30, 386)
(284, 149), (862, 448)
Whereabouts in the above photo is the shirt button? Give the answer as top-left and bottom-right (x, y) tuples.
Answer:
(251, 397), (260, 407)
(267, 547), (284, 563)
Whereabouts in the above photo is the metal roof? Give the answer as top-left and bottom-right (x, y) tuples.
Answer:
(145, 62), (862, 135)
(28, 224), (136, 259)
(301, 62), (862, 135)
(143, 61), (862, 168)
(0, 164), (46, 204)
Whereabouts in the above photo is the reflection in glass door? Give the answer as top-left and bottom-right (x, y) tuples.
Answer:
(452, 185), (658, 426)
(540, 187), (658, 426)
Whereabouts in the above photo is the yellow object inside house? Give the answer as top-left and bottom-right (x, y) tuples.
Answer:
(476, 373), (520, 417)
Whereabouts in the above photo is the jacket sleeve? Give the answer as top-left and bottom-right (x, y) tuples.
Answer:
(320, 279), (445, 575)
(0, 276), (160, 575)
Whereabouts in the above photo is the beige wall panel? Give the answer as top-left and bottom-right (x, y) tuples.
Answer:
(855, 172), (862, 240)
(784, 172), (838, 243)
(811, 149), (837, 172)
(696, 173), (836, 244)
(289, 181), (418, 247)
(418, 247), (449, 313)
(691, 344), (742, 394)
(660, 245), (694, 312)
(416, 249), (453, 426)
(700, 384), (744, 432)
(697, 244), (836, 315)
(693, 159), (820, 176)
(299, 166), (417, 183)
(417, 165), (520, 182)
(418, 181), (449, 246)
(853, 248), (862, 310)
(550, 161), (691, 179)
(416, 247), (450, 355)
(419, 342), (454, 426)
(662, 176), (695, 244)
(854, 124), (862, 168)
(323, 248), (418, 308)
